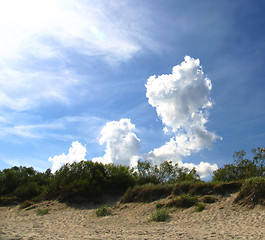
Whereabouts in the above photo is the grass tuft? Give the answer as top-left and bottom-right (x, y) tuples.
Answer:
(166, 194), (198, 208)
(151, 208), (170, 222)
(36, 208), (49, 216)
(19, 200), (32, 209)
(195, 203), (205, 212)
(155, 202), (165, 210)
(234, 177), (265, 207)
(95, 206), (112, 217)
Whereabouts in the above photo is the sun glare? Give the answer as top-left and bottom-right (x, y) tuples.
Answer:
(0, 0), (59, 28)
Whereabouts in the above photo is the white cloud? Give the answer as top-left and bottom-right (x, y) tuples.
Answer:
(145, 56), (221, 178)
(49, 141), (87, 173)
(146, 56), (213, 132)
(181, 162), (218, 179)
(92, 118), (140, 167)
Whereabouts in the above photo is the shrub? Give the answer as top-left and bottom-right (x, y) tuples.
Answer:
(105, 164), (136, 192)
(234, 177), (265, 207)
(14, 182), (41, 200)
(166, 194), (198, 208)
(151, 208), (169, 222)
(95, 206), (112, 217)
(36, 208), (49, 216)
(213, 148), (265, 182)
(19, 200), (32, 209)
(195, 203), (205, 212)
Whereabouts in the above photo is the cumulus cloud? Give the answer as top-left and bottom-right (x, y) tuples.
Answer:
(92, 119), (140, 167)
(47, 57), (220, 179)
(181, 162), (218, 179)
(49, 141), (87, 173)
(145, 56), (221, 177)
(146, 56), (213, 133)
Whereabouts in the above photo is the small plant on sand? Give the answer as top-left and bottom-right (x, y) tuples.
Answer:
(195, 203), (205, 212)
(155, 202), (165, 209)
(151, 208), (170, 222)
(95, 206), (112, 217)
(36, 208), (49, 216)
(19, 200), (32, 209)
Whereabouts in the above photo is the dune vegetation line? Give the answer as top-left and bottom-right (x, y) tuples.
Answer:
(0, 147), (264, 208)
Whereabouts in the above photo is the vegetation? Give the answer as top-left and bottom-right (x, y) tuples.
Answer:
(120, 183), (174, 203)
(213, 147), (265, 182)
(165, 194), (198, 208)
(121, 181), (241, 203)
(234, 176), (265, 207)
(95, 206), (112, 217)
(0, 166), (51, 201)
(19, 200), (32, 209)
(151, 208), (170, 222)
(137, 160), (200, 185)
(195, 203), (205, 212)
(0, 147), (264, 207)
(0, 159), (200, 204)
(36, 208), (49, 216)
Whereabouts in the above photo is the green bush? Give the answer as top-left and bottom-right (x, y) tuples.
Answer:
(14, 182), (41, 200)
(151, 208), (169, 222)
(136, 160), (200, 184)
(105, 164), (136, 192)
(213, 148), (265, 182)
(166, 194), (198, 208)
(195, 203), (205, 212)
(95, 206), (111, 217)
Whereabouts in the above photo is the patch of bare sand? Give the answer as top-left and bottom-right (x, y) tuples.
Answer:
(0, 194), (264, 239)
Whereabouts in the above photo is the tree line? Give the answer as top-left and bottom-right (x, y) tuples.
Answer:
(0, 147), (264, 203)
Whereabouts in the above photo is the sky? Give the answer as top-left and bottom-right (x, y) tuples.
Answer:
(0, 0), (265, 179)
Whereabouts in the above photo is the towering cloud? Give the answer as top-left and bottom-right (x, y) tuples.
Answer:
(49, 141), (87, 173)
(92, 118), (140, 167)
(145, 56), (220, 175)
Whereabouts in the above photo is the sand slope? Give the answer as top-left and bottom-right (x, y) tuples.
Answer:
(0, 194), (264, 240)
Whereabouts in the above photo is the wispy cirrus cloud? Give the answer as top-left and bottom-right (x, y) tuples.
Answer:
(0, 66), (80, 111)
(0, 0), (150, 63)
(0, 0), (153, 113)
(0, 113), (106, 143)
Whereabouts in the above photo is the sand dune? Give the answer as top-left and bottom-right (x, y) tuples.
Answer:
(0, 194), (264, 239)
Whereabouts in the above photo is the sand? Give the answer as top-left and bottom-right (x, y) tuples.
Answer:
(0, 194), (264, 240)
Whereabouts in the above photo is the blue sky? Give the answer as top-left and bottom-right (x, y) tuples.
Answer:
(0, 0), (264, 179)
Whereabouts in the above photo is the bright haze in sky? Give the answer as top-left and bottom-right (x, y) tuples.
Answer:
(0, 0), (264, 179)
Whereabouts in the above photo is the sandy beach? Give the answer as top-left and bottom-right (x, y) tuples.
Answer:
(0, 194), (264, 240)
